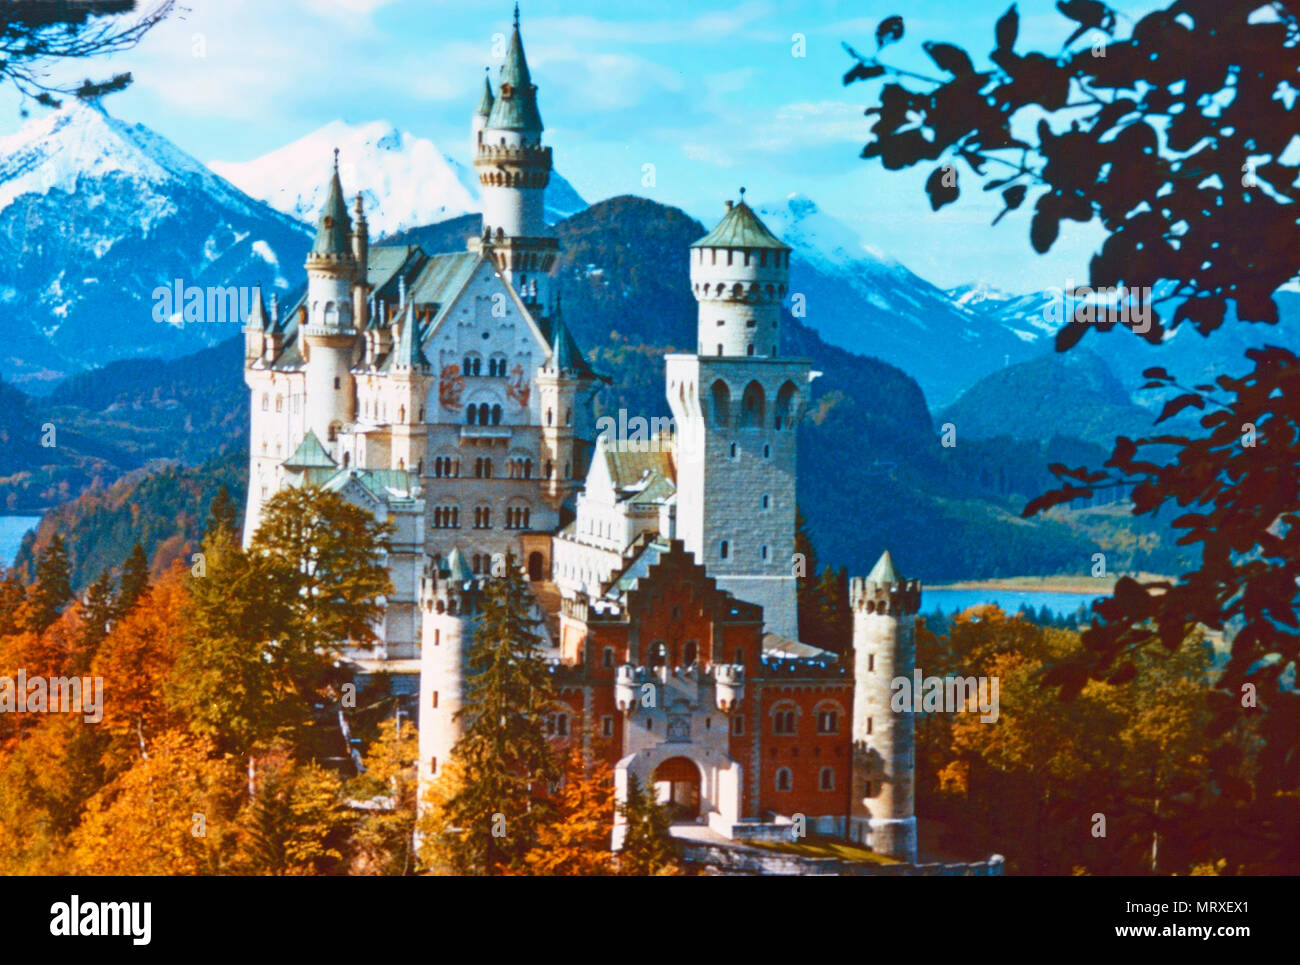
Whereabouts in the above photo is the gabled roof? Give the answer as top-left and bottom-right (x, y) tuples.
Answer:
(284, 430), (336, 470)
(604, 539), (671, 600)
(311, 156), (353, 257)
(604, 443), (675, 496)
(691, 200), (789, 251)
(762, 633), (836, 662)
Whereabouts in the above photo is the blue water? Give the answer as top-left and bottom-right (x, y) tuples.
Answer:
(0, 516), (40, 569)
(924, 588), (1102, 619)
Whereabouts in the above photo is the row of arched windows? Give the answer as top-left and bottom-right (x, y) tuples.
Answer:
(505, 507), (531, 529)
(508, 457), (534, 479)
(710, 379), (798, 429)
(645, 640), (700, 668)
(473, 507), (492, 529)
(432, 506), (460, 529)
(433, 456), (460, 478)
(773, 767), (836, 792)
(462, 354), (510, 377)
(466, 403), (503, 426)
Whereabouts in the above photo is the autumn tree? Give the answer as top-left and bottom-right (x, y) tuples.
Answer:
(235, 748), (350, 876)
(520, 748), (618, 876)
(441, 557), (558, 875)
(115, 541), (150, 619)
(842, 1), (1300, 858)
(347, 717), (419, 875)
(23, 532), (71, 632)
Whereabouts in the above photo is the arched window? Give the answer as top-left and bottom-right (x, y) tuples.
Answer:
(546, 408), (553, 426)
(491, 404), (502, 425)
(710, 380), (731, 427)
(682, 640), (698, 666)
(775, 767), (793, 792)
(740, 381), (765, 428)
(719, 540), (729, 560)
(816, 702), (842, 734)
(771, 703), (798, 735)
(819, 767), (835, 791)
(466, 405), (477, 425)
(775, 381), (797, 430)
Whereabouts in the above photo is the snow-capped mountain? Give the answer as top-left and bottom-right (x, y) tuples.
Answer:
(210, 119), (587, 239)
(752, 194), (1043, 407)
(0, 100), (311, 390)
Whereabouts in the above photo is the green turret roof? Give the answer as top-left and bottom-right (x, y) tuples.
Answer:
(444, 547), (473, 583)
(476, 73), (495, 117)
(691, 199), (790, 251)
(246, 286), (269, 331)
(284, 430), (337, 470)
(392, 301), (430, 371)
(486, 8), (543, 132)
(867, 549), (900, 585)
(311, 153), (353, 257)
(544, 310), (594, 378)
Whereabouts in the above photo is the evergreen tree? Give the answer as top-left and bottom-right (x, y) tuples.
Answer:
(0, 571), (25, 637)
(76, 568), (117, 673)
(618, 773), (678, 876)
(794, 506), (820, 642)
(116, 542), (150, 619)
(444, 556), (558, 875)
(24, 533), (71, 632)
(205, 484), (239, 540)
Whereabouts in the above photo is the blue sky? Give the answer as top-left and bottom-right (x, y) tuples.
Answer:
(4, 0), (1159, 292)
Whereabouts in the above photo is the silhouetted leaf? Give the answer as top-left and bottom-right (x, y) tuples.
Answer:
(1156, 393), (1206, 424)
(925, 165), (960, 210)
(876, 15), (904, 50)
(923, 41), (974, 77)
(995, 4), (1019, 51)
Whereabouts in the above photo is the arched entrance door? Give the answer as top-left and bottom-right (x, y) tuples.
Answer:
(652, 756), (701, 821)
(528, 551), (545, 582)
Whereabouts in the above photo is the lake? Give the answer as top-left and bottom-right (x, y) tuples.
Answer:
(0, 515), (40, 569)
(923, 588), (1102, 619)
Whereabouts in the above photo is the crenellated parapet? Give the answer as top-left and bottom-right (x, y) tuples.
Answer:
(849, 575), (922, 617)
(614, 662), (747, 716)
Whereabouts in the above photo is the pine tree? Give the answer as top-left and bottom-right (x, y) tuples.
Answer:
(795, 506), (820, 642)
(24, 533), (71, 632)
(205, 484), (239, 540)
(76, 568), (117, 673)
(116, 542), (150, 619)
(618, 773), (679, 876)
(0, 571), (25, 637)
(443, 556), (558, 875)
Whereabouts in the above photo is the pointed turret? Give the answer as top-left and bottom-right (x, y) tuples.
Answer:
(489, 3), (542, 132)
(242, 285), (269, 363)
(867, 549), (899, 586)
(542, 308), (595, 379)
(392, 300), (431, 372)
(311, 151), (353, 258)
(247, 286), (269, 330)
(476, 71), (495, 118)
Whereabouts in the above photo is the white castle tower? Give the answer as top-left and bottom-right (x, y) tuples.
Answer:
(665, 194), (810, 639)
(418, 550), (479, 787)
(302, 152), (360, 447)
(471, 4), (557, 315)
(848, 551), (920, 862)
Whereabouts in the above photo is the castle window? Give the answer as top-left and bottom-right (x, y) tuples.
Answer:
(868, 654), (875, 673)
(761, 494), (770, 509)
(416, 459), (423, 475)
(275, 396), (283, 413)
(761, 545), (769, 561)
(602, 716), (615, 738)
(732, 716), (744, 736)
(478, 402), (491, 425)
(763, 444), (771, 458)
(545, 713), (569, 737)
(716, 318), (724, 326)
(261, 393), (268, 411)
(334, 377), (341, 389)
(434, 629), (440, 646)
(565, 408), (572, 426)
(817, 710), (839, 734)
(472, 554), (482, 574)
(744, 250), (751, 267)
(867, 717), (873, 735)
(491, 404), (502, 425)
(775, 767), (792, 792)
(772, 709), (796, 735)
(648, 641), (667, 669)
(431, 691), (438, 709)
(716, 344), (723, 356)
(719, 540), (729, 560)
(746, 344), (755, 356)
(682, 640), (697, 666)
(734, 648), (744, 664)
(819, 767), (835, 791)
(729, 442), (738, 459)
(546, 408), (553, 426)
(430, 756), (437, 774)
(466, 405), (477, 425)
(564, 462), (571, 479)
(746, 317), (756, 327)
(602, 647), (614, 668)
(864, 780), (874, 798)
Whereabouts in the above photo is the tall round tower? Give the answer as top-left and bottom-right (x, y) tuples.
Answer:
(417, 550), (480, 793)
(688, 192), (791, 359)
(303, 151), (360, 447)
(848, 550), (920, 862)
(472, 5), (557, 312)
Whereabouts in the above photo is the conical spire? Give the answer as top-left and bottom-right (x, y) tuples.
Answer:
(476, 69), (495, 117)
(867, 550), (900, 585)
(393, 299), (430, 371)
(311, 149), (353, 257)
(544, 308), (593, 378)
(246, 285), (269, 331)
(487, 5), (543, 131)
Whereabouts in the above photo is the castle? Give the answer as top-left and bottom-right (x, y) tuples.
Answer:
(242, 7), (921, 861)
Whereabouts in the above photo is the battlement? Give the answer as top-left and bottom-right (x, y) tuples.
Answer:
(849, 576), (922, 616)
(474, 142), (552, 166)
(418, 567), (485, 617)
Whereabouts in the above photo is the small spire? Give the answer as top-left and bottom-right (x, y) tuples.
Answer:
(398, 274), (407, 307)
(514, 1), (520, 29)
(270, 292), (279, 324)
(247, 285), (268, 330)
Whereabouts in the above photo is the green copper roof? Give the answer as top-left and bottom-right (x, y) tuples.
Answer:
(312, 156), (353, 257)
(246, 286), (269, 331)
(867, 549), (900, 585)
(691, 200), (790, 251)
(476, 73), (495, 117)
(486, 15), (543, 132)
(444, 547), (473, 583)
(543, 311), (595, 379)
(391, 301), (430, 371)
(285, 430), (336, 470)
